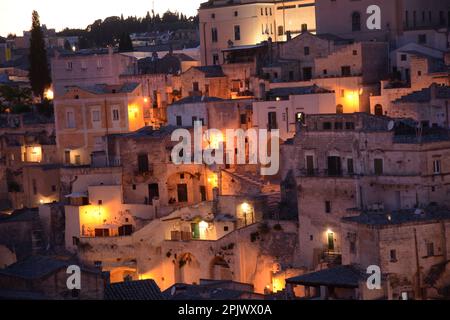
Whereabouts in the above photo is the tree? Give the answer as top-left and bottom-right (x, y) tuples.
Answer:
(28, 11), (51, 100)
(118, 33), (133, 52)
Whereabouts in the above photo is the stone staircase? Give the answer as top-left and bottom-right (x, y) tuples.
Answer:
(222, 169), (266, 188)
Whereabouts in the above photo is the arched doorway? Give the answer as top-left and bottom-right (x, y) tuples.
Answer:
(374, 104), (383, 116)
(209, 256), (232, 280)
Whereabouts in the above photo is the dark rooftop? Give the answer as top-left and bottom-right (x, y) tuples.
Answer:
(0, 255), (76, 280)
(0, 208), (38, 224)
(171, 95), (224, 105)
(104, 279), (163, 300)
(191, 65), (225, 78)
(117, 125), (180, 139)
(71, 82), (140, 95)
(342, 206), (450, 227)
(268, 85), (333, 100)
(393, 85), (450, 104)
(286, 265), (367, 288)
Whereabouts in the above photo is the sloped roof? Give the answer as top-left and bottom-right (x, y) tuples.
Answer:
(286, 265), (367, 288)
(104, 280), (163, 300)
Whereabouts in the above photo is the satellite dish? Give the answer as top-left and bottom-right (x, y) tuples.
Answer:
(387, 120), (395, 131)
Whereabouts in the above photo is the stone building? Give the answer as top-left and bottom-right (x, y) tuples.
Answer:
(387, 84), (450, 128)
(342, 207), (450, 300)
(252, 85), (335, 141)
(280, 113), (450, 270)
(198, 0), (316, 65)
(315, 0), (450, 45)
(54, 83), (146, 166)
(51, 48), (137, 97)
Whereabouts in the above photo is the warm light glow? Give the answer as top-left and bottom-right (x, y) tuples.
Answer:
(205, 131), (224, 149)
(144, 97), (148, 103)
(326, 229), (333, 235)
(241, 202), (251, 213)
(72, 45), (76, 52)
(44, 88), (54, 100)
(199, 220), (209, 230)
(207, 173), (218, 188)
(39, 199), (44, 204)
(22, 145), (42, 162)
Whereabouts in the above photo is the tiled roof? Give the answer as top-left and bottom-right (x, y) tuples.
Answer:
(104, 280), (163, 300)
(393, 85), (450, 103)
(286, 265), (367, 288)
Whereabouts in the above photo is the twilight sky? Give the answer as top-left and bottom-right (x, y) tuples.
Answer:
(0, 0), (203, 37)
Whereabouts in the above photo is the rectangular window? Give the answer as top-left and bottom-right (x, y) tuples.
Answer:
(427, 242), (435, 256)
(390, 249), (397, 262)
(327, 156), (342, 176)
(325, 201), (331, 213)
(75, 155), (81, 165)
(302, 67), (312, 81)
(268, 112), (277, 130)
(323, 122), (332, 130)
(212, 54), (219, 65)
(176, 116), (182, 126)
(177, 184), (188, 202)
(112, 109), (120, 121)
(211, 28), (218, 42)
(433, 159), (441, 174)
(193, 82), (199, 92)
(240, 114), (247, 125)
(341, 66), (351, 77)
(306, 155), (314, 175)
(234, 25), (241, 41)
(418, 34), (427, 44)
(278, 26), (284, 36)
(347, 158), (354, 174)
(66, 111), (75, 128)
(92, 110), (100, 122)
(138, 154), (149, 173)
(374, 158), (384, 175)
(304, 46), (310, 56)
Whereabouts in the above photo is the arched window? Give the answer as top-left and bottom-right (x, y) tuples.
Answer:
(336, 104), (344, 114)
(352, 12), (361, 31)
(374, 104), (383, 116)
